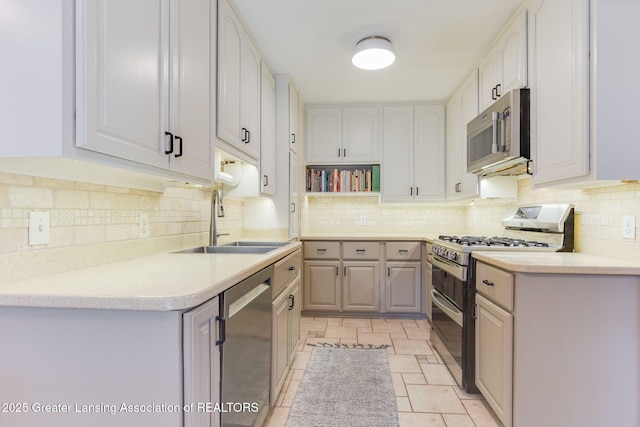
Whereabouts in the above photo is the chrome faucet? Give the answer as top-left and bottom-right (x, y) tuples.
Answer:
(210, 189), (226, 246)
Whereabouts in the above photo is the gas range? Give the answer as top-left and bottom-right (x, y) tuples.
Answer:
(431, 203), (574, 270)
(429, 204), (574, 393)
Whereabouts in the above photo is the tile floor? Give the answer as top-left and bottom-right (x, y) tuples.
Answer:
(265, 316), (503, 427)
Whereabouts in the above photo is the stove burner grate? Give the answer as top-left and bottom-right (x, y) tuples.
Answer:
(437, 235), (550, 248)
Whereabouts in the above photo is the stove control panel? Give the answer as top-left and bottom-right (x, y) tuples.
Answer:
(431, 245), (463, 264)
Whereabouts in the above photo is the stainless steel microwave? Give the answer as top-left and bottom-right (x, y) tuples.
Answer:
(467, 88), (530, 176)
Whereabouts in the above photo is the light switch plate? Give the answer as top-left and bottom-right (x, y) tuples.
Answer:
(28, 211), (50, 246)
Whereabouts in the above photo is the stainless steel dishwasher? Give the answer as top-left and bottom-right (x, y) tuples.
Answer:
(219, 265), (273, 427)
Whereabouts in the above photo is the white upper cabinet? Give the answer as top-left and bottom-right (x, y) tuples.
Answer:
(75, 0), (213, 180)
(382, 105), (445, 202)
(446, 70), (480, 199)
(217, 0), (261, 162)
(529, 0), (589, 186)
(306, 108), (342, 163)
(342, 107), (379, 162)
(478, 11), (528, 111)
(0, 0), (215, 189)
(306, 106), (379, 164)
(260, 64), (276, 196)
(529, 0), (640, 187)
(289, 84), (300, 154)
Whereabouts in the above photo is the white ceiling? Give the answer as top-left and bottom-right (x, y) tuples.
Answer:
(232, 0), (526, 104)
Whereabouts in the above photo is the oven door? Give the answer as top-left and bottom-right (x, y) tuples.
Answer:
(430, 261), (464, 387)
(430, 256), (479, 393)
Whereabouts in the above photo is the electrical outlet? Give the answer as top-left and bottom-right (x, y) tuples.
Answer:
(28, 211), (50, 246)
(622, 215), (636, 239)
(139, 213), (150, 238)
(359, 215), (367, 225)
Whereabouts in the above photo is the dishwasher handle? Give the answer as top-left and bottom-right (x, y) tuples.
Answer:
(215, 315), (225, 346)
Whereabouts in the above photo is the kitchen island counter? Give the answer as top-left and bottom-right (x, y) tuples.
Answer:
(0, 241), (302, 311)
(472, 251), (640, 275)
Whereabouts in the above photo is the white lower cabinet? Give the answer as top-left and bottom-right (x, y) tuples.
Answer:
(343, 262), (380, 312)
(183, 296), (221, 427)
(475, 293), (513, 426)
(474, 258), (640, 427)
(303, 260), (341, 311)
(385, 262), (422, 313)
(302, 240), (422, 314)
(271, 277), (301, 405)
(271, 249), (303, 405)
(475, 261), (514, 426)
(0, 306), (203, 427)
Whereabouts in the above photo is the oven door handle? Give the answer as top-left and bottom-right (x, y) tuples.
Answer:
(431, 255), (467, 281)
(431, 288), (463, 328)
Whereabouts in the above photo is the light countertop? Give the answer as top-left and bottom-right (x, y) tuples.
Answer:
(472, 251), (640, 275)
(0, 242), (302, 311)
(301, 234), (438, 242)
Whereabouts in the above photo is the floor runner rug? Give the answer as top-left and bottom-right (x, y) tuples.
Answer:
(285, 345), (399, 427)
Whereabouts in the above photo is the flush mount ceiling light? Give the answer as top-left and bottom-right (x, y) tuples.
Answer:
(352, 36), (395, 70)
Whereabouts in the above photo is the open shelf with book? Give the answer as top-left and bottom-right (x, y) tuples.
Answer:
(305, 165), (380, 193)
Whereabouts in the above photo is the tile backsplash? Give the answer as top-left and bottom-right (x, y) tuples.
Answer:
(0, 172), (243, 283)
(303, 178), (640, 262)
(3, 170), (639, 283)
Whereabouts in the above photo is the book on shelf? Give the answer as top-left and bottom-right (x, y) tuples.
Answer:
(306, 166), (379, 193)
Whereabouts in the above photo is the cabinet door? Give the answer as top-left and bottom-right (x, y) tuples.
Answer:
(306, 108), (342, 163)
(217, 0), (242, 146)
(271, 290), (290, 406)
(382, 106), (414, 202)
(289, 85), (299, 154)
(289, 152), (300, 238)
(478, 51), (499, 111)
(260, 65), (276, 195)
(475, 294), (513, 427)
(303, 260), (341, 311)
(183, 296), (221, 427)
(447, 70), (479, 199)
(499, 11), (528, 95)
(342, 107), (379, 163)
(169, 0), (212, 179)
(342, 262), (380, 312)
(530, 0), (589, 186)
(413, 105), (445, 201)
(386, 262), (421, 313)
(288, 278), (302, 361)
(242, 36), (261, 159)
(75, 0), (169, 169)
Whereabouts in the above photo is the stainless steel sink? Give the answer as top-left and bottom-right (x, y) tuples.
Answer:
(173, 245), (277, 254)
(221, 241), (289, 247)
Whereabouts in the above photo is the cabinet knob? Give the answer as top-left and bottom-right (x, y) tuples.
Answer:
(288, 266), (296, 271)
(482, 279), (495, 287)
(291, 133), (296, 144)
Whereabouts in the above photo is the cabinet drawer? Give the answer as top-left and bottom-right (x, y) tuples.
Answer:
(386, 242), (421, 261)
(273, 249), (302, 298)
(303, 241), (340, 259)
(342, 242), (380, 260)
(475, 262), (514, 311)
